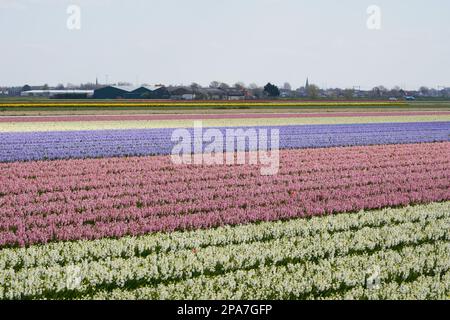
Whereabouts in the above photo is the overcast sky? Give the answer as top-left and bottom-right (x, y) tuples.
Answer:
(1, 0), (449, 89)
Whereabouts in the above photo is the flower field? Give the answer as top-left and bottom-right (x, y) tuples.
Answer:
(0, 109), (449, 300)
(1, 114), (450, 132)
(1, 122), (449, 162)
(0, 101), (407, 108)
(0, 202), (448, 299)
(0, 142), (449, 247)
(1, 111), (449, 123)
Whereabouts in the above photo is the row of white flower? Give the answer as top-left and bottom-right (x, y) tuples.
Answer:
(1, 207), (448, 299)
(1, 202), (448, 271)
(320, 272), (450, 300)
(86, 242), (449, 300)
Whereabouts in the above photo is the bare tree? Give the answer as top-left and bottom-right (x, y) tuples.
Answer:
(219, 83), (230, 90)
(390, 86), (402, 97)
(419, 86), (430, 96)
(283, 82), (292, 90)
(209, 81), (220, 89)
(234, 82), (246, 90)
(343, 88), (354, 100)
(307, 84), (319, 99)
(190, 82), (201, 90)
(378, 86), (388, 95)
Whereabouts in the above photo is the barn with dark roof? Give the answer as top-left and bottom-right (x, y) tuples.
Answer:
(93, 85), (169, 99)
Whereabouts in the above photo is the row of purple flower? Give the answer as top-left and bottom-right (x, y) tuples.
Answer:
(0, 122), (449, 162)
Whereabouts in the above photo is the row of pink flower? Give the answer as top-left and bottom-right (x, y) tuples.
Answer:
(0, 167), (447, 219)
(0, 142), (449, 247)
(1, 179), (448, 232)
(1, 142), (445, 195)
(1, 143), (447, 207)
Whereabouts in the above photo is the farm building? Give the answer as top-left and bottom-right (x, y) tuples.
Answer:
(92, 86), (134, 99)
(226, 89), (246, 100)
(93, 85), (170, 99)
(21, 90), (94, 98)
(198, 88), (228, 100)
(168, 87), (196, 100)
(127, 86), (170, 99)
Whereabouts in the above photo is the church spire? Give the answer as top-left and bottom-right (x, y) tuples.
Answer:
(305, 77), (309, 89)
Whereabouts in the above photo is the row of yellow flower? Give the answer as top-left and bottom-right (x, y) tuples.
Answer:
(0, 101), (407, 107)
